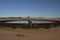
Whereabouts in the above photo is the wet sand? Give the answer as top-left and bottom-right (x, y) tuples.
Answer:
(0, 27), (60, 40)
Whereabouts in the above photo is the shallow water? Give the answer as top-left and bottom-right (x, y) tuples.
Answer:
(6, 21), (54, 24)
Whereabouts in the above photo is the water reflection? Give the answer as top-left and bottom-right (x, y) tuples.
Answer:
(0, 21), (60, 29)
(6, 21), (54, 24)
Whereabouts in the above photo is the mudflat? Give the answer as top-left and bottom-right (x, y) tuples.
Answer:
(0, 27), (60, 40)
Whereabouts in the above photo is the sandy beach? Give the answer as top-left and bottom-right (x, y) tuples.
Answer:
(0, 27), (60, 40)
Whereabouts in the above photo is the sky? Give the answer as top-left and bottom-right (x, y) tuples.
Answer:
(0, 0), (60, 18)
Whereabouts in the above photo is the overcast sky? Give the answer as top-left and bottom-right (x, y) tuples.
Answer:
(0, 0), (60, 18)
